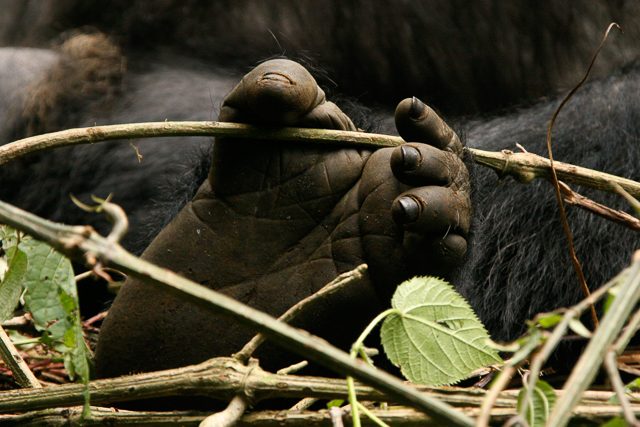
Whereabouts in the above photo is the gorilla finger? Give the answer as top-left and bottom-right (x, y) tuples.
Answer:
(391, 186), (471, 235)
(299, 100), (357, 131)
(390, 142), (469, 187)
(219, 58), (324, 125)
(404, 232), (468, 275)
(395, 97), (463, 156)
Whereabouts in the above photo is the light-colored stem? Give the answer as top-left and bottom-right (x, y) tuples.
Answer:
(2, 121), (639, 197)
(548, 255), (640, 426)
(0, 325), (41, 388)
(235, 264), (368, 363)
(200, 395), (249, 427)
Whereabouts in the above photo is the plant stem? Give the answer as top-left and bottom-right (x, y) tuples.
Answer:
(2, 121), (639, 197)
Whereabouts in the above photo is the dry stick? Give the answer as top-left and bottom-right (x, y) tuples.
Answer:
(603, 305), (640, 427)
(520, 268), (625, 425)
(476, 364), (517, 427)
(2, 121), (640, 199)
(5, 401), (640, 426)
(0, 201), (473, 427)
(203, 265), (368, 427)
(200, 395), (249, 427)
(544, 23), (620, 329)
(235, 264), (369, 363)
(560, 182), (640, 231)
(547, 253), (640, 427)
(0, 325), (41, 389)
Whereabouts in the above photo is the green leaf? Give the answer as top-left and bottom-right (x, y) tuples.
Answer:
(599, 416), (627, 427)
(536, 313), (563, 329)
(327, 399), (344, 408)
(0, 247), (27, 322)
(380, 276), (502, 386)
(517, 380), (556, 427)
(18, 237), (91, 385)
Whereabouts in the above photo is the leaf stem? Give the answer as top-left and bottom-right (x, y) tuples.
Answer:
(347, 308), (398, 427)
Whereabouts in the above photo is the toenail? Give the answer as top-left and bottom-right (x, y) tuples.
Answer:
(260, 72), (293, 85)
(398, 196), (421, 223)
(409, 96), (426, 119)
(401, 145), (422, 170)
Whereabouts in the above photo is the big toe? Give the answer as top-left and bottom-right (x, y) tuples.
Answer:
(220, 58), (324, 125)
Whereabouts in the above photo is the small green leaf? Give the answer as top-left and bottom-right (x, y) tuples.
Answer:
(604, 286), (620, 314)
(327, 399), (344, 408)
(0, 247), (27, 322)
(600, 416), (627, 427)
(625, 378), (640, 392)
(536, 313), (563, 329)
(380, 276), (502, 386)
(517, 380), (556, 427)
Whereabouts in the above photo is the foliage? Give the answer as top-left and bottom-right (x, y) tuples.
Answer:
(380, 276), (502, 386)
(0, 226), (91, 386)
(517, 379), (556, 427)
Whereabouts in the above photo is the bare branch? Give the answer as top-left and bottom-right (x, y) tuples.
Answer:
(1, 121), (639, 198)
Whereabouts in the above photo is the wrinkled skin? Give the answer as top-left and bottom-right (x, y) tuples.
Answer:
(94, 59), (471, 376)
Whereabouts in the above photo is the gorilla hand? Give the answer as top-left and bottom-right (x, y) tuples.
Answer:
(95, 59), (471, 378)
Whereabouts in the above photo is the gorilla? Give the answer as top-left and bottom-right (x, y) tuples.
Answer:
(0, 1), (639, 382)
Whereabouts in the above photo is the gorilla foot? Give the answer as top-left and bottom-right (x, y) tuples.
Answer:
(95, 59), (471, 378)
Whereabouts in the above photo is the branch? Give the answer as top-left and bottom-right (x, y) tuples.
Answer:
(5, 398), (640, 426)
(0, 325), (41, 389)
(0, 200), (473, 427)
(235, 264), (368, 363)
(2, 121), (639, 198)
(548, 252), (640, 426)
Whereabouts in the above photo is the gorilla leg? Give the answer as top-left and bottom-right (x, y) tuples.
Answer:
(94, 59), (471, 378)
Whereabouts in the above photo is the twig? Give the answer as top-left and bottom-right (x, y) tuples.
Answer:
(4, 400), (640, 426)
(2, 121), (640, 198)
(277, 361), (309, 376)
(612, 181), (640, 215)
(199, 395), (249, 427)
(543, 23), (620, 329)
(476, 364), (517, 427)
(0, 325), (41, 388)
(560, 182), (640, 231)
(548, 252), (640, 426)
(330, 406), (346, 427)
(603, 306), (640, 427)
(0, 200), (473, 427)
(522, 268), (626, 420)
(604, 351), (639, 426)
(289, 397), (318, 412)
(229, 264), (367, 426)
(235, 264), (368, 363)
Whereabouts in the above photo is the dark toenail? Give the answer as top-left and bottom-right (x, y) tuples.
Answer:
(409, 96), (426, 119)
(398, 197), (421, 223)
(260, 72), (293, 84)
(401, 145), (422, 170)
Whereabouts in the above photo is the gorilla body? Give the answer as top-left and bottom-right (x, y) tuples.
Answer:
(0, 1), (639, 381)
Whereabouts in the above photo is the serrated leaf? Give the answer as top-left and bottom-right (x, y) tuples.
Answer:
(380, 276), (502, 386)
(0, 247), (27, 322)
(517, 380), (557, 427)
